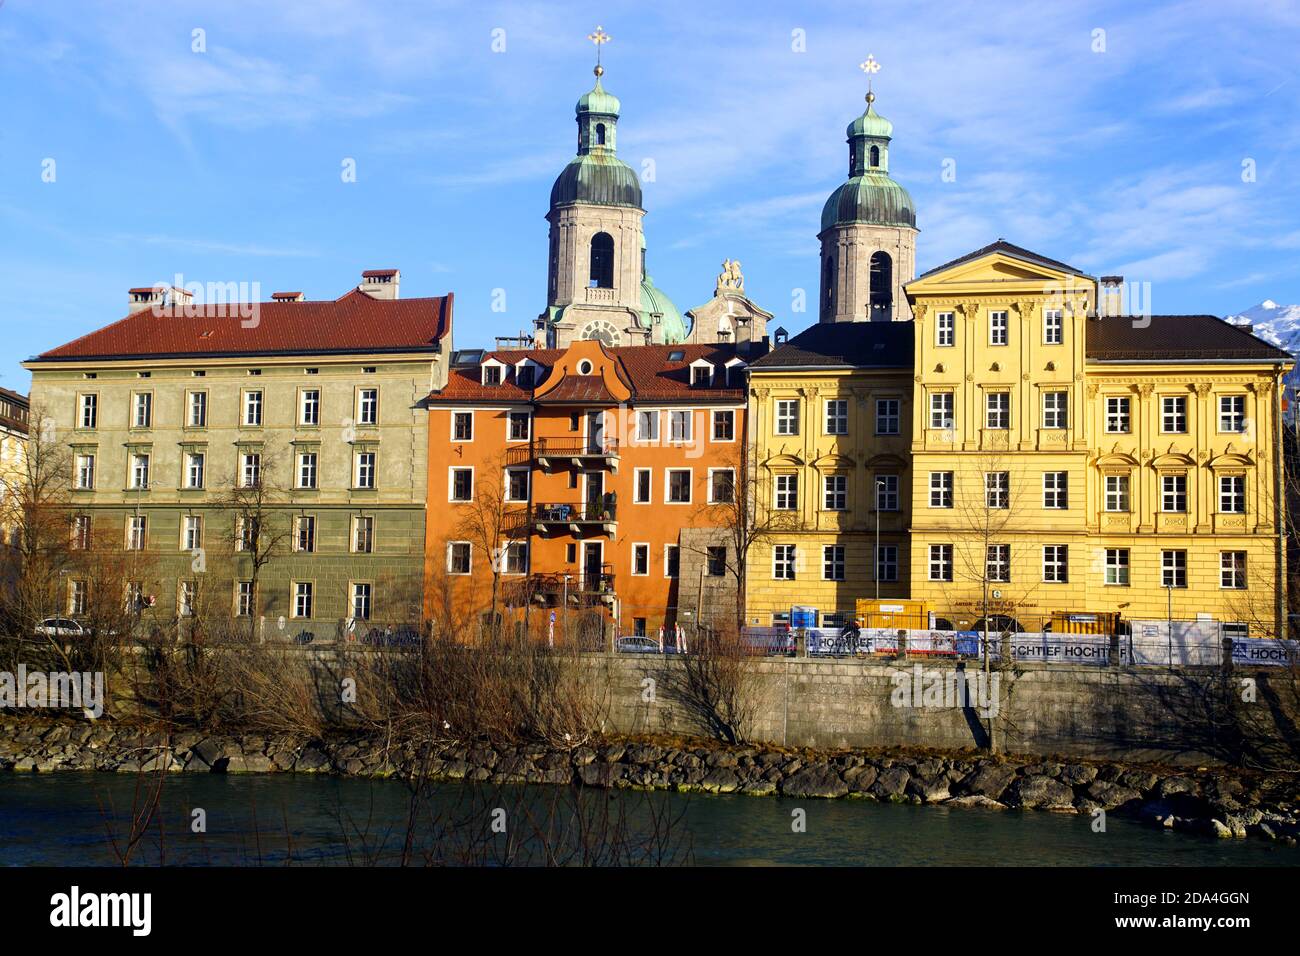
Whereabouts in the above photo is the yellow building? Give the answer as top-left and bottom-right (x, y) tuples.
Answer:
(745, 323), (914, 627)
(905, 241), (1292, 636)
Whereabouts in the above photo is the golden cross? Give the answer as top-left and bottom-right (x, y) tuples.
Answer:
(860, 54), (881, 97)
(588, 25), (611, 71)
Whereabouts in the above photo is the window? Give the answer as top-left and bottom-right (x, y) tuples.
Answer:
(1043, 545), (1068, 583)
(241, 452), (261, 488)
(928, 544), (953, 582)
(988, 310), (1008, 346)
(589, 232), (614, 288)
(985, 392), (1010, 429)
(637, 410), (659, 442)
(243, 391), (263, 427)
(1161, 396), (1186, 433)
(875, 398), (900, 435)
(986, 544), (1010, 583)
(1042, 391), (1068, 429)
(183, 515), (202, 551)
(929, 392), (954, 430)
(353, 516), (374, 553)
(1105, 396), (1130, 433)
(875, 474), (899, 511)
(569, 413), (580, 432)
(823, 474), (847, 511)
(632, 544), (650, 576)
(634, 468), (652, 503)
(295, 516), (316, 553)
(1044, 309), (1063, 345)
(1221, 551), (1247, 589)
(185, 452), (205, 489)
(300, 389), (320, 426)
(935, 311), (955, 347)
(71, 515), (92, 550)
(130, 453), (150, 490)
(929, 471), (953, 508)
(293, 582), (314, 618)
(132, 393), (152, 428)
(297, 452), (318, 490)
(482, 364), (502, 386)
(669, 410), (692, 443)
(503, 542), (528, 575)
(775, 399), (800, 435)
(358, 388), (379, 425)
(351, 583), (372, 621)
(79, 394), (98, 429)
(355, 451), (376, 489)
(774, 473), (798, 510)
(505, 468), (529, 502)
(824, 400), (848, 435)
(712, 409), (735, 441)
(876, 545), (898, 583)
(1219, 395), (1246, 433)
(508, 411), (530, 441)
(1161, 474), (1187, 512)
(448, 542), (471, 575)
(179, 581), (196, 618)
(450, 468), (473, 502)
(667, 469), (692, 504)
(236, 582), (254, 617)
(1161, 550), (1187, 589)
(1105, 549), (1130, 586)
(1219, 475), (1245, 513)
(823, 545), (845, 581)
(236, 517), (259, 553)
(452, 411), (473, 441)
(985, 472), (1009, 509)
(1043, 472), (1068, 509)
(188, 391), (207, 428)
(691, 364), (713, 387)
(773, 545), (797, 580)
(127, 515), (147, 551)
(76, 454), (95, 490)
(1104, 475), (1129, 512)
(706, 547), (727, 577)
(664, 545), (680, 578)
(68, 580), (87, 616)
(710, 469), (735, 504)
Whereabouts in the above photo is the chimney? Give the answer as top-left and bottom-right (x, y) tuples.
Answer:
(128, 286), (193, 315)
(359, 268), (400, 300)
(1098, 276), (1124, 318)
(271, 291), (305, 302)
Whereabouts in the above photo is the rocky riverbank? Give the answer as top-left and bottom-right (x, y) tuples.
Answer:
(2, 716), (1296, 846)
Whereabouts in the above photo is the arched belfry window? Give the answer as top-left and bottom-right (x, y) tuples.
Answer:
(821, 254), (836, 318)
(595, 123), (606, 146)
(869, 145), (880, 168)
(589, 232), (615, 289)
(869, 251), (892, 320)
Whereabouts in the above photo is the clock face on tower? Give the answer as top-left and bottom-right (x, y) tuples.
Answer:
(579, 320), (622, 347)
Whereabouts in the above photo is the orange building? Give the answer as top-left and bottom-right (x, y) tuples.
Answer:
(423, 340), (759, 644)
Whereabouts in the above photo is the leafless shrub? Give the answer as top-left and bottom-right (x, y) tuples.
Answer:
(656, 626), (760, 745)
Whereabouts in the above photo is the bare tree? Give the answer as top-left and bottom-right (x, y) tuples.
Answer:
(455, 452), (526, 637)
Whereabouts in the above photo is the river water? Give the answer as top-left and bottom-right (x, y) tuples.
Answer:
(0, 772), (1292, 866)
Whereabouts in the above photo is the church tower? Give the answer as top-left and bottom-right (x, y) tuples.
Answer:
(818, 66), (917, 323)
(536, 31), (685, 348)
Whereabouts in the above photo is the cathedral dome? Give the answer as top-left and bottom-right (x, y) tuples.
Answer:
(640, 274), (687, 343)
(549, 153), (643, 209)
(820, 173), (916, 231)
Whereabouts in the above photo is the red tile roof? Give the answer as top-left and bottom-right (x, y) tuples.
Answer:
(30, 289), (452, 362)
(427, 343), (752, 405)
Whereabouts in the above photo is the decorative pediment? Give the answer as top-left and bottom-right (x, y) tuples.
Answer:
(1150, 450), (1196, 468)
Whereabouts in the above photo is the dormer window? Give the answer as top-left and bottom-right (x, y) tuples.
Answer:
(516, 364), (536, 389)
(690, 361), (714, 387)
(482, 364), (502, 386)
(724, 358), (747, 386)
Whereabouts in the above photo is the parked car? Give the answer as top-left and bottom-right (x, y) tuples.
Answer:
(614, 636), (662, 654)
(34, 618), (86, 638)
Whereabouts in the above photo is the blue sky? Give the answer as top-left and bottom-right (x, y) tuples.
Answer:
(2, 0), (1299, 393)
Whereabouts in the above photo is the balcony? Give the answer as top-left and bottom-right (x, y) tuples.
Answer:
(532, 501), (617, 534)
(504, 565), (616, 608)
(505, 437), (620, 470)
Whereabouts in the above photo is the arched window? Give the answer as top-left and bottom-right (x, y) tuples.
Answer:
(869, 145), (880, 168)
(869, 251), (893, 320)
(589, 232), (615, 289)
(821, 254), (836, 318)
(595, 123), (606, 146)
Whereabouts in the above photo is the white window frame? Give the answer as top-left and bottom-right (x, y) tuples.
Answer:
(132, 392), (153, 428)
(1105, 548), (1130, 586)
(928, 544), (953, 582)
(182, 515), (203, 552)
(292, 581), (314, 619)
(1220, 551), (1247, 590)
(774, 399), (800, 436)
(76, 453), (96, 490)
(351, 582), (373, 621)
(504, 466), (530, 502)
(668, 409), (693, 444)
(447, 541), (472, 575)
(711, 409), (736, 442)
(988, 310), (1008, 346)
(985, 392), (1010, 430)
(1105, 396), (1130, 433)
(354, 451), (377, 489)
(451, 410), (474, 442)
(822, 474), (848, 511)
(130, 452), (150, 490)
(296, 451), (318, 490)
(243, 390), (263, 427)
(1161, 549), (1187, 589)
(1104, 474), (1129, 512)
(187, 390), (207, 428)
(986, 544), (1011, 583)
(185, 451), (205, 490)
(875, 398), (900, 435)
(1219, 474), (1245, 514)
(929, 392), (954, 430)
(633, 468), (652, 504)
(352, 515), (375, 554)
(708, 467), (735, 504)
(772, 544), (797, 581)
(985, 471), (1009, 509)
(631, 543), (650, 577)
(929, 471), (953, 509)
(1161, 395), (1187, 434)
(357, 387), (379, 426)
(822, 545), (845, 582)
(1042, 391), (1068, 429)
(507, 410), (531, 442)
(299, 389), (321, 426)
(774, 473), (798, 511)
(1043, 308), (1063, 345)
(1042, 545), (1068, 583)
(824, 399), (848, 436)
(636, 409), (660, 443)
(665, 468), (693, 505)
(1161, 473), (1187, 513)
(1219, 395), (1246, 433)
(1043, 471), (1068, 510)
(78, 393), (98, 430)
(448, 466), (474, 503)
(935, 311), (955, 347)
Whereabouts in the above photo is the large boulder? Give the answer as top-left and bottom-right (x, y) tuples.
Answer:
(781, 764), (848, 799)
(1086, 780), (1142, 810)
(869, 767), (911, 801)
(1007, 775), (1076, 811)
(959, 764), (1018, 801)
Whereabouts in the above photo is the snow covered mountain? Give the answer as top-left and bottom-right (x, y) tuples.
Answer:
(1224, 300), (1300, 387)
